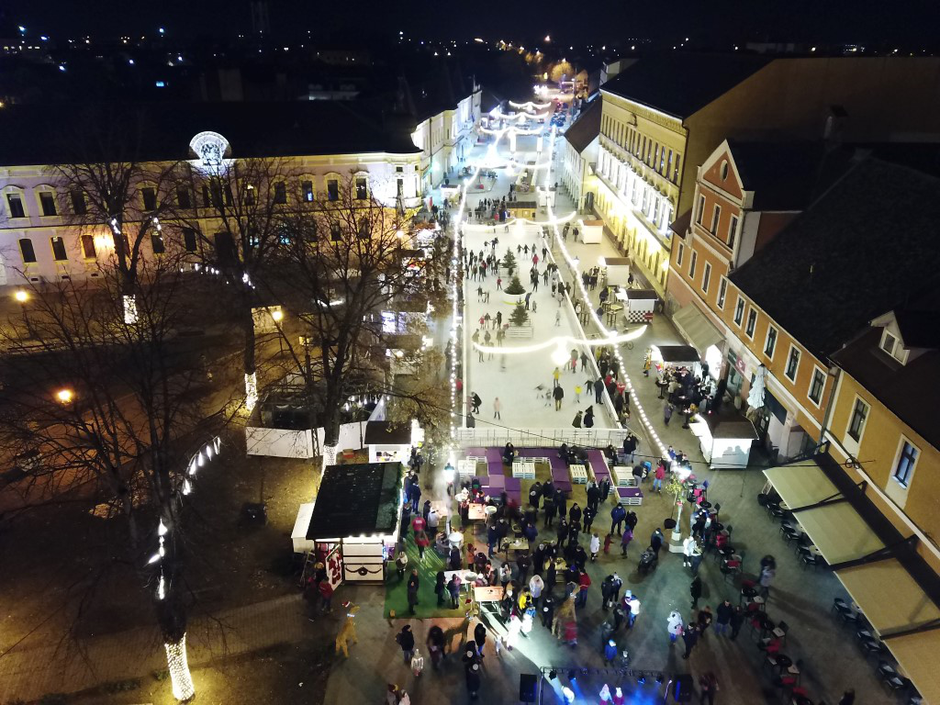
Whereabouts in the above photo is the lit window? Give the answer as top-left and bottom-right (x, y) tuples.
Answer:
(302, 180), (314, 202)
(893, 440), (918, 487)
(356, 177), (368, 200)
(847, 398), (869, 442)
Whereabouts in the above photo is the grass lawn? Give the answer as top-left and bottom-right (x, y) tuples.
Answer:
(384, 530), (465, 619)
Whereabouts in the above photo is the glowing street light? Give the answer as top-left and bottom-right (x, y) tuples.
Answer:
(271, 308), (284, 322)
(14, 289), (28, 303)
(56, 389), (74, 404)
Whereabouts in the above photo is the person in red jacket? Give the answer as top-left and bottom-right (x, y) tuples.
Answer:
(576, 571), (591, 608)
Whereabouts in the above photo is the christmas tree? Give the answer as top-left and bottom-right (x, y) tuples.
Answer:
(502, 248), (517, 276)
(505, 275), (526, 295)
(509, 302), (529, 326)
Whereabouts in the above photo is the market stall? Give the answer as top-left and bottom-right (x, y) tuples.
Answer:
(651, 344), (701, 373)
(578, 218), (604, 244)
(364, 420), (421, 463)
(688, 413), (758, 469)
(598, 256), (631, 286)
(614, 288), (657, 323)
(305, 462), (403, 584)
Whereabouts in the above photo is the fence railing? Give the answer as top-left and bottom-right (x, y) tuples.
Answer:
(455, 427), (627, 449)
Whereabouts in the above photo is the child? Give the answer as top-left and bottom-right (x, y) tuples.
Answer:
(574, 384), (582, 403)
(590, 533), (600, 561)
(604, 533), (613, 555)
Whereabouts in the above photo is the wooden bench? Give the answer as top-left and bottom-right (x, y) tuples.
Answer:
(613, 466), (637, 487)
(512, 460), (536, 479)
(569, 464), (589, 484)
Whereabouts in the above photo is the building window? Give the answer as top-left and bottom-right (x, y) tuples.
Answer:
(69, 190), (87, 215)
(720, 161), (729, 180)
(151, 233), (165, 254)
(676, 243), (684, 267)
(717, 277), (727, 309)
(673, 154), (681, 183)
(893, 439), (919, 488)
(881, 330), (898, 356)
(39, 192), (58, 216)
(667, 150), (673, 176)
(764, 325), (777, 359)
(141, 187), (157, 211)
(81, 235), (96, 259)
(177, 187), (192, 209)
(745, 308), (757, 338)
(356, 177), (368, 200)
(695, 194), (705, 224)
(734, 296), (745, 326)
(302, 180), (314, 202)
(6, 193), (26, 218)
(245, 184), (256, 206)
(19, 238), (36, 263)
(847, 397), (869, 442)
(689, 251), (697, 279)
(330, 223), (342, 242)
(182, 228), (198, 252)
(358, 217), (370, 238)
(327, 179), (339, 202)
(785, 345), (800, 382)
(710, 204), (721, 234)
(702, 262), (711, 294)
(808, 366), (826, 405)
(273, 182), (287, 204)
(51, 236), (68, 261)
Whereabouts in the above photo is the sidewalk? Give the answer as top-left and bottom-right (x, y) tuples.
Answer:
(0, 594), (307, 703)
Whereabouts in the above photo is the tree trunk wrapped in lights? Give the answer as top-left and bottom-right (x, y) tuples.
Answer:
(0, 247), (232, 703)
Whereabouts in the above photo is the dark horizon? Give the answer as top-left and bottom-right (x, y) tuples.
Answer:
(5, 0), (940, 50)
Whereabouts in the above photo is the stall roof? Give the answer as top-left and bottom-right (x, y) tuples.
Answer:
(763, 464), (841, 509)
(627, 289), (659, 300)
(701, 414), (758, 440)
(672, 304), (723, 356)
(653, 344), (700, 363)
(838, 559), (940, 636)
(884, 630), (940, 705)
(306, 462), (402, 539)
(600, 257), (631, 267)
(793, 501), (885, 565)
(364, 420), (412, 446)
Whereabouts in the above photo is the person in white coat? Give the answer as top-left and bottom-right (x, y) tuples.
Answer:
(529, 574), (545, 607)
(667, 610), (684, 642)
(589, 533), (601, 561)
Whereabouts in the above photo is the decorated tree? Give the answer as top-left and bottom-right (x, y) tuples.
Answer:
(509, 302), (530, 327)
(504, 275), (526, 296)
(502, 248), (517, 276)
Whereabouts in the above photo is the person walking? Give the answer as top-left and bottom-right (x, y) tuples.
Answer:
(715, 599), (733, 636)
(465, 662), (481, 700)
(664, 402), (674, 426)
(427, 626), (445, 670)
(729, 605), (745, 641)
(553, 384), (565, 411)
(493, 397), (502, 420)
(407, 569), (420, 614)
(699, 672), (719, 705)
(553, 367), (562, 387)
(435, 571), (447, 607)
(759, 564), (776, 599)
(474, 621), (488, 657)
(610, 504), (626, 535)
(496, 276), (502, 291)
(620, 527), (633, 556)
(572, 410), (583, 428)
(555, 309), (561, 327)
(529, 573), (544, 608)
(667, 611), (684, 643)
(397, 625), (416, 664)
(682, 624), (699, 659)
(583, 505), (596, 534)
(594, 377), (604, 404)
(690, 576), (702, 610)
(447, 574), (460, 608)
(590, 533), (601, 561)
(653, 461), (666, 493)
(583, 406), (595, 428)
(650, 527), (665, 555)
(576, 570), (591, 608)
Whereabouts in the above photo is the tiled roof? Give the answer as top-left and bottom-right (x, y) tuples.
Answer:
(730, 158), (940, 359)
(564, 98), (601, 154)
(600, 53), (770, 118)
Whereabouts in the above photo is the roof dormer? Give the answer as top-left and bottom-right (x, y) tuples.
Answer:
(870, 309), (940, 365)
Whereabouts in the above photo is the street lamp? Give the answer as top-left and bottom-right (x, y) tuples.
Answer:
(14, 289), (28, 303)
(56, 389), (74, 404)
(271, 308), (284, 323)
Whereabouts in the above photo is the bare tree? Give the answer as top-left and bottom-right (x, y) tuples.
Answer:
(179, 157), (298, 411)
(267, 175), (429, 469)
(0, 248), (229, 701)
(50, 105), (184, 324)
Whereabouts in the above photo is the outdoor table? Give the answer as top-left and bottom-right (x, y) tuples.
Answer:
(444, 570), (478, 592)
(776, 655), (793, 671)
(467, 504), (487, 521)
(699, 501), (712, 509)
(741, 586), (757, 603)
(505, 537), (529, 553)
(569, 464), (588, 484)
(448, 532), (464, 549)
(473, 585), (504, 602)
(790, 695), (813, 705)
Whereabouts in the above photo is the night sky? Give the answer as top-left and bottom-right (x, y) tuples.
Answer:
(6, 0), (940, 48)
